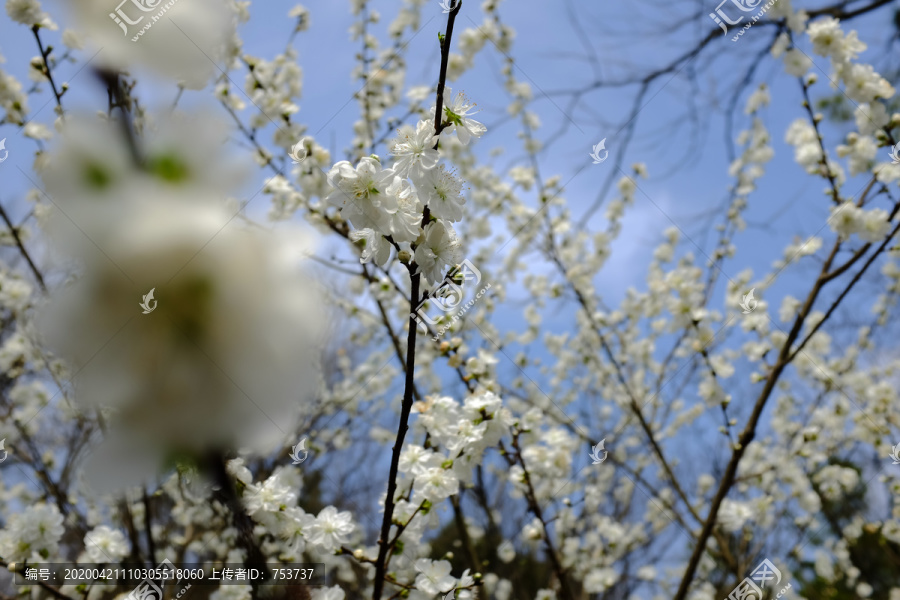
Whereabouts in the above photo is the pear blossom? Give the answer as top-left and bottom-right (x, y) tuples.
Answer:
(3, 2), (900, 599)
(390, 120), (440, 178)
(84, 526), (130, 563)
(439, 88), (487, 145)
(414, 164), (466, 222)
(0, 503), (65, 561)
(783, 49), (812, 76)
(415, 465), (459, 501)
(210, 584), (253, 600)
(414, 221), (462, 284)
(69, 0), (237, 88)
(350, 227), (392, 266)
(311, 587), (345, 600)
(6, 0), (57, 29)
(414, 559), (457, 595)
(382, 176), (423, 243)
(326, 157), (397, 232)
(718, 499), (754, 532)
(306, 507), (355, 551)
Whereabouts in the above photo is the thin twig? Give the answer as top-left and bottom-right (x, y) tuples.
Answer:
(0, 201), (46, 291)
(370, 4), (462, 599)
(31, 26), (65, 113)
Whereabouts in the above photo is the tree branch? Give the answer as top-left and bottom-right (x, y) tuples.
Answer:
(371, 4), (462, 599)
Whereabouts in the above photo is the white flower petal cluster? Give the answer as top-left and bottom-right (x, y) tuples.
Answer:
(5, 0), (56, 29)
(305, 506), (355, 552)
(806, 17), (894, 104)
(325, 87), (484, 275)
(0, 503), (65, 561)
(0, 67), (29, 124)
(439, 89), (487, 145)
(718, 499), (754, 532)
(828, 201), (891, 242)
(390, 120), (439, 178)
(415, 221), (462, 284)
(83, 526), (130, 563)
(414, 164), (466, 222)
(36, 116), (324, 489)
(415, 391), (513, 460)
(240, 465), (357, 557)
(68, 0), (239, 88)
(244, 49), (304, 129)
(210, 583), (253, 600)
(414, 559), (472, 595)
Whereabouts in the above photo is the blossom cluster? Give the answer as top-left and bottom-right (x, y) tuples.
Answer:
(327, 88), (485, 284)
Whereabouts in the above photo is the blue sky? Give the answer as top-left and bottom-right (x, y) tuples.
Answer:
(2, 0), (899, 563)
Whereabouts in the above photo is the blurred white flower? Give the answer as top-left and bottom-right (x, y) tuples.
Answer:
(413, 164), (465, 223)
(326, 157), (396, 232)
(290, 138), (309, 164)
(0, 503), (65, 561)
(210, 583), (252, 600)
(23, 121), (52, 140)
(37, 114), (324, 491)
(310, 586), (345, 600)
(414, 221), (461, 284)
(62, 29), (84, 50)
(414, 559), (456, 595)
(306, 506), (354, 552)
(0, 68), (30, 124)
(718, 499), (754, 532)
(84, 526), (130, 563)
(6, 0), (57, 30)
(350, 227), (392, 267)
(583, 568), (618, 593)
(497, 540), (515, 563)
(69, 0), (237, 88)
(416, 465), (459, 502)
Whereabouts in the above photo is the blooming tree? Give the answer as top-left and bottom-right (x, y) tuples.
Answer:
(0, 0), (900, 600)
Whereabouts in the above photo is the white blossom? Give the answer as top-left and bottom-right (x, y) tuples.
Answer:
(439, 88), (486, 145)
(414, 221), (462, 284)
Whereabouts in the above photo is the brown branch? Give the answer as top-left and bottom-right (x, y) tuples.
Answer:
(371, 6), (462, 599)
(507, 433), (575, 600)
(0, 201), (46, 292)
(669, 190), (900, 598)
(31, 26), (65, 113)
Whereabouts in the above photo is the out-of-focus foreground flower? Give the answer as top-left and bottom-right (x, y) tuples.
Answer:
(70, 0), (242, 88)
(36, 115), (325, 490)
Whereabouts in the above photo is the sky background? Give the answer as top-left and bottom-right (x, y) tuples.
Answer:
(2, 0), (899, 565)
(1, 0), (895, 304)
